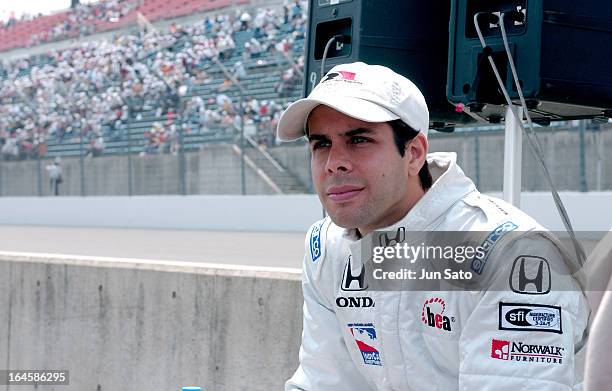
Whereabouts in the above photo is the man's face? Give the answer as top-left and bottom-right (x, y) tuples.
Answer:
(307, 105), (420, 234)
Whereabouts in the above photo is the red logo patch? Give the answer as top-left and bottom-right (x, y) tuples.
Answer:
(491, 339), (510, 360)
(338, 71), (356, 80)
(421, 297), (454, 331)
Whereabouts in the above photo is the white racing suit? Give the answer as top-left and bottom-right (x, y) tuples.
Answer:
(286, 152), (588, 390)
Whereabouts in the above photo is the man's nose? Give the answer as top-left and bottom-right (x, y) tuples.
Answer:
(325, 143), (353, 173)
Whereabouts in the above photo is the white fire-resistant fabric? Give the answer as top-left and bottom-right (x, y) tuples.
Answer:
(286, 152), (589, 391)
(584, 229), (612, 391)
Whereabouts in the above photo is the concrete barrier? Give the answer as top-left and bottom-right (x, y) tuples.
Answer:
(0, 252), (303, 391)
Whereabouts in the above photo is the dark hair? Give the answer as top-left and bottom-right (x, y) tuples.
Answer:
(388, 119), (432, 190)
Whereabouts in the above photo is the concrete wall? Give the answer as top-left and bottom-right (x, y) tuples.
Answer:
(1, 127), (610, 197)
(435, 126), (612, 193)
(0, 253), (302, 391)
(0, 145), (274, 197)
(266, 126), (612, 194)
(267, 143), (313, 192)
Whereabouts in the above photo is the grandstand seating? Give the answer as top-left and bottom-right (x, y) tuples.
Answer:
(0, 12), (69, 51)
(0, 0), (308, 170)
(0, 0), (250, 52)
(38, 36), (305, 158)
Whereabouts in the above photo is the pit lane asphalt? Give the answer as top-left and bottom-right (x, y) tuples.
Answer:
(0, 225), (305, 269)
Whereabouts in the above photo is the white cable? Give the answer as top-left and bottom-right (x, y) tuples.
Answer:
(472, 13), (516, 113)
(473, 12), (586, 268)
(320, 36), (339, 80)
(498, 13), (586, 268)
(318, 36), (340, 218)
(498, 13), (545, 156)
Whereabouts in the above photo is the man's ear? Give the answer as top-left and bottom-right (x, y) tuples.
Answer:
(405, 133), (428, 177)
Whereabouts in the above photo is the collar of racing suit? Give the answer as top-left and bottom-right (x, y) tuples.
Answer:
(343, 151), (476, 240)
(341, 151), (477, 275)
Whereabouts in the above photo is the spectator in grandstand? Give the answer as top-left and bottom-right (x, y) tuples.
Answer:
(232, 61), (247, 80)
(244, 37), (265, 59)
(45, 157), (63, 196)
(276, 68), (299, 98)
(215, 32), (235, 60)
(1, 134), (19, 161)
(88, 135), (105, 157)
(216, 94), (233, 113)
(239, 11), (251, 31)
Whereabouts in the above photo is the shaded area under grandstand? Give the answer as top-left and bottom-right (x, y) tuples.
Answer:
(0, 225), (304, 268)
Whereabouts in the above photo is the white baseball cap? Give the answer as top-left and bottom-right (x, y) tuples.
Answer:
(276, 62), (430, 141)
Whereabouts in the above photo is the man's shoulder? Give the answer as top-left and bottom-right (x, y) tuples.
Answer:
(455, 191), (541, 232)
(449, 191), (550, 277)
(303, 216), (345, 264)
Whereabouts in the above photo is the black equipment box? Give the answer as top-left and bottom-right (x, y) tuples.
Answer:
(304, 0), (475, 130)
(447, 0), (612, 124)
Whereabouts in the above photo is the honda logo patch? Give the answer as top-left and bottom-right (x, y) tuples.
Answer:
(341, 256), (367, 291)
(378, 227), (405, 247)
(509, 256), (551, 295)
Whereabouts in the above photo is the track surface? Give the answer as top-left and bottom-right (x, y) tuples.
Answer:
(0, 226), (600, 270)
(0, 225), (305, 269)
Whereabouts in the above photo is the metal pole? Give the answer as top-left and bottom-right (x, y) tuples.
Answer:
(474, 132), (481, 189)
(178, 113), (186, 195)
(212, 56), (247, 195)
(79, 130), (85, 196)
(37, 150), (42, 196)
(579, 120), (587, 192)
(240, 96), (246, 195)
(127, 109), (133, 196)
(595, 126), (603, 191)
(503, 105), (523, 207)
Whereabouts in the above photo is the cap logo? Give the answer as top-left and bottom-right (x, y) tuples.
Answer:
(391, 81), (402, 105)
(321, 71), (356, 83)
(321, 72), (340, 83)
(338, 71), (356, 80)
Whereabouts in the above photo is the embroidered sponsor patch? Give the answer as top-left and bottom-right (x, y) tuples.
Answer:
(309, 220), (324, 262)
(499, 302), (562, 334)
(509, 255), (551, 295)
(470, 221), (518, 274)
(348, 323), (382, 366)
(491, 338), (564, 365)
(421, 297), (455, 332)
(341, 256), (367, 291)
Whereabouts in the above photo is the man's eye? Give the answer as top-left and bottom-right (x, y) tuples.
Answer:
(350, 136), (370, 144)
(312, 141), (330, 150)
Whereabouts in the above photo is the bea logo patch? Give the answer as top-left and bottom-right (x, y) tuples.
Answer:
(421, 297), (455, 331)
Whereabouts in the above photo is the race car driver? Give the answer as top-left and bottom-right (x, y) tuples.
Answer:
(277, 62), (589, 390)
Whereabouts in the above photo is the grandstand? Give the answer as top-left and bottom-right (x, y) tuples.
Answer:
(0, 0), (251, 52)
(0, 0), (311, 193)
(0, 0), (609, 197)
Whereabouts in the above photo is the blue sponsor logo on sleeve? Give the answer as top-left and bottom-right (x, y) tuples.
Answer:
(310, 221), (324, 262)
(471, 221), (518, 274)
(348, 323), (382, 366)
